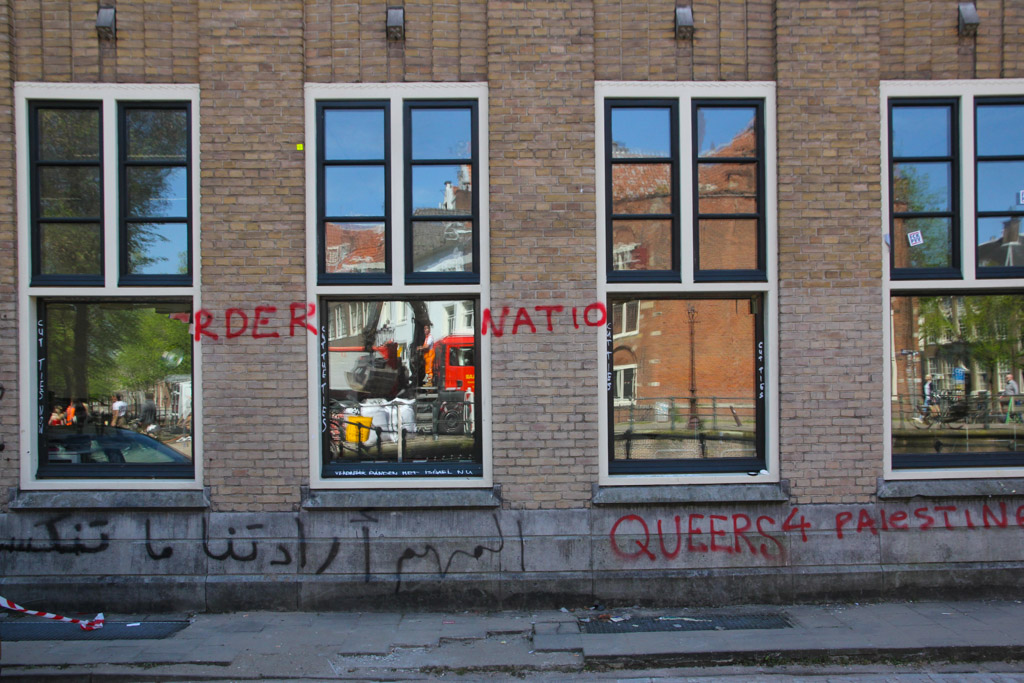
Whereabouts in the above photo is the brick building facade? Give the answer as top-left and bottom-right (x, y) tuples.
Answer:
(2, 1), (1024, 611)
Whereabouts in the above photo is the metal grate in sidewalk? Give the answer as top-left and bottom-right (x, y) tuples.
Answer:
(579, 613), (792, 634)
(0, 620), (189, 641)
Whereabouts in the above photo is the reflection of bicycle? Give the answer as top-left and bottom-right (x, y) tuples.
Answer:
(913, 396), (967, 429)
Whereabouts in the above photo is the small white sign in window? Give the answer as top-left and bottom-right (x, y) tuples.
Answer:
(907, 230), (924, 247)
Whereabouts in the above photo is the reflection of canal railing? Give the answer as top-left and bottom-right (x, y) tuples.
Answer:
(613, 396), (756, 433)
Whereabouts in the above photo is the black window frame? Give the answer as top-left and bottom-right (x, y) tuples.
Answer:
(318, 295), (483, 479)
(118, 101), (193, 287)
(35, 297), (196, 480)
(606, 293), (767, 475)
(604, 98), (680, 283)
(888, 98), (962, 281)
(29, 100), (104, 287)
(692, 99), (767, 283)
(316, 100), (392, 286)
(403, 99), (480, 285)
(975, 96), (1024, 280)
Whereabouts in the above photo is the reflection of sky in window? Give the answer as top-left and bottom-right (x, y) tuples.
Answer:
(892, 106), (950, 157)
(411, 109), (471, 160)
(324, 109), (385, 160)
(130, 222), (187, 275)
(611, 108), (670, 157)
(412, 165), (463, 212)
(697, 108), (755, 156)
(977, 161), (1024, 212)
(978, 216), (1021, 245)
(894, 162), (951, 211)
(325, 166), (385, 216)
(977, 104), (1024, 157)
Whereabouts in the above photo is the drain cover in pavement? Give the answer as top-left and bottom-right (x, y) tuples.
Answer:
(579, 613), (791, 634)
(0, 620), (189, 641)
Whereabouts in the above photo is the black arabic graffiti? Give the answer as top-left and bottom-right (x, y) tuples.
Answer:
(145, 518), (173, 560)
(0, 514), (109, 555)
(394, 513), (505, 594)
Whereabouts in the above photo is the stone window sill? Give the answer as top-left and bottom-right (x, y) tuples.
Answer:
(302, 485), (502, 510)
(8, 487), (210, 510)
(877, 477), (1024, 500)
(591, 482), (789, 506)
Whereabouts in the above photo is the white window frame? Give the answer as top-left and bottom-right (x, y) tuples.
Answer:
(596, 81), (779, 486)
(15, 81), (203, 491)
(305, 82), (491, 490)
(882, 78), (1024, 481)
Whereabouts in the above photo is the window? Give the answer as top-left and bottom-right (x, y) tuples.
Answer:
(598, 81), (777, 483)
(883, 80), (1024, 476)
(17, 83), (200, 485)
(306, 82), (489, 487)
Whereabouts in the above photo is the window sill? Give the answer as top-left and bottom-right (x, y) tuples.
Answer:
(877, 477), (1024, 500)
(302, 485), (501, 510)
(591, 481), (789, 506)
(8, 487), (210, 510)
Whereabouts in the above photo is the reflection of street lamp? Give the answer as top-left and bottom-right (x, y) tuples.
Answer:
(687, 304), (701, 430)
(900, 349), (919, 428)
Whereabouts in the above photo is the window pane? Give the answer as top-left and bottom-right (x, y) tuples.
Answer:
(698, 162), (758, 214)
(411, 108), (472, 160)
(893, 162), (951, 212)
(892, 106), (951, 158)
(893, 217), (953, 269)
(610, 108), (671, 158)
(698, 219), (758, 271)
(977, 161), (1024, 213)
(126, 166), (188, 218)
(38, 108), (100, 161)
(324, 109), (385, 160)
(611, 219), (672, 271)
(411, 164), (472, 215)
(324, 299), (479, 472)
(324, 222), (386, 274)
(696, 107), (756, 157)
(610, 298), (758, 464)
(125, 109), (188, 161)
(890, 293), (1024, 464)
(324, 165), (385, 217)
(977, 103), (1024, 157)
(411, 220), (473, 273)
(978, 217), (1024, 268)
(39, 166), (101, 218)
(40, 222), (101, 275)
(126, 222), (188, 275)
(611, 163), (672, 215)
(41, 301), (194, 469)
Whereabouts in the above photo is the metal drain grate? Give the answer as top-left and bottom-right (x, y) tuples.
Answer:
(0, 620), (189, 641)
(579, 613), (792, 634)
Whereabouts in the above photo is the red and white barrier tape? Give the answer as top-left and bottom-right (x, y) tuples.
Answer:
(0, 595), (104, 631)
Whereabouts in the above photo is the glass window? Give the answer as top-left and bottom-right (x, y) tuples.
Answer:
(608, 297), (764, 474)
(318, 103), (389, 281)
(406, 103), (478, 281)
(38, 300), (194, 478)
(976, 99), (1024, 276)
(888, 100), (959, 277)
(31, 103), (103, 282)
(320, 298), (481, 478)
(693, 102), (764, 279)
(606, 100), (678, 280)
(890, 293), (1024, 469)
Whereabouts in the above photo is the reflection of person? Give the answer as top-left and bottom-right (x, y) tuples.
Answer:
(418, 324), (435, 386)
(72, 398), (88, 433)
(922, 375), (937, 415)
(140, 393), (157, 433)
(111, 394), (127, 427)
(1001, 373), (1019, 416)
(49, 406), (65, 426)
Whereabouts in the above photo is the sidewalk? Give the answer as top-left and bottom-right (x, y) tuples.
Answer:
(2, 600), (1024, 680)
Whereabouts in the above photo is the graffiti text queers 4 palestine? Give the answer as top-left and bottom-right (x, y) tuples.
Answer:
(189, 303), (608, 341)
(610, 503), (1024, 561)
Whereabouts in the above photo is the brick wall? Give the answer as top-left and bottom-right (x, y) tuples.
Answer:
(0, 0), (15, 509)
(487, 1), (598, 509)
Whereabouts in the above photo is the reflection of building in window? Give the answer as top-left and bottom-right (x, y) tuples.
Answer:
(411, 164), (474, 273)
(613, 300), (639, 337)
(978, 216), (1023, 267)
(613, 365), (637, 405)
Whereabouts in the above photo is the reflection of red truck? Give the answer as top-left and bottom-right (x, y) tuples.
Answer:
(432, 335), (475, 392)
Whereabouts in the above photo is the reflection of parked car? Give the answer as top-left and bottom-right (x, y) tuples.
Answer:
(46, 427), (191, 464)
